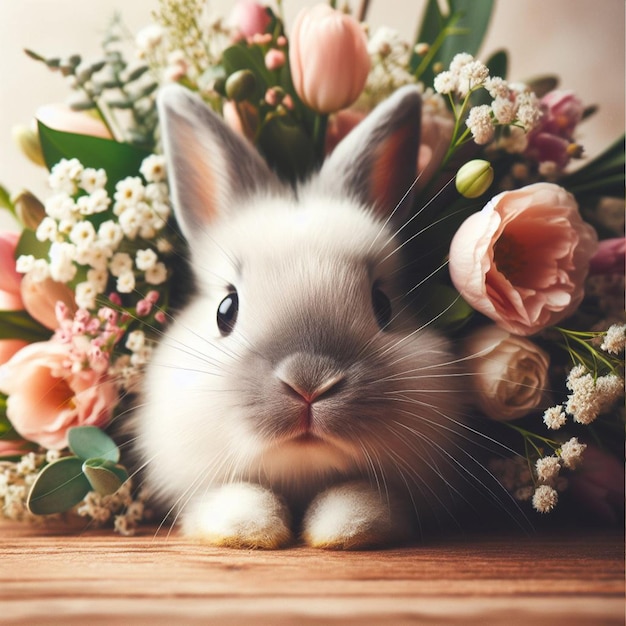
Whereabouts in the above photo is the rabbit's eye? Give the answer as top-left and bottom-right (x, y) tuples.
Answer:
(217, 291), (239, 335)
(371, 286), (392, 330)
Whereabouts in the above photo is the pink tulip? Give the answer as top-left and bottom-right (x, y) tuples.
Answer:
(449, 183), (598, 336)
(589, 238), (625, 275)
(0, 340), (118, 450)
(289, 4), (370, 114)
(36, 103), (112, 139)
(229, 1), (271, 40)
(324, 108), (366, 154)
(20, 274), (76, 331)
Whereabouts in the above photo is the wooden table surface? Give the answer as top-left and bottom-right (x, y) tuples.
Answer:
(0, 522), (623, 626)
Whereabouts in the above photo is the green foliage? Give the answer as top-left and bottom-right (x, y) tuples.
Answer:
(0, 310), (52, 342)
(27, 426), (129, 515)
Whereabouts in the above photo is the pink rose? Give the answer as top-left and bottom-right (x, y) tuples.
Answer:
(36, 103), (112, 139)
(0, 438), (33, 458)
(0, 232), (28, 365)
(289, 4), (370, 114)
(229, 1), (271, 40)
(589, 238), (625, 275)
(449, 182), (598, 336)
(463, 325), (550, 420)
(0, 341), (118, 450)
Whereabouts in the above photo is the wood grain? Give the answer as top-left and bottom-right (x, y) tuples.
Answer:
(0, 523), (623, 625)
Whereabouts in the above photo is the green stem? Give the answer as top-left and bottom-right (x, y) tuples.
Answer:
(312, 113), (328, 165)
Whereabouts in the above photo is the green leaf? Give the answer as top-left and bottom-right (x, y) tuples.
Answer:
(526, 75), (559, 98)
(68, 426), (120, 462)
(412, 0), (494, 85)
(82, 458), (128, 496)
(27, 457), (91, 515)
(485, 50), (508, 81)
(421, 285), (474, 331)
(15, 228), (50, 262)
(0, 184), (14, 212)
(37, 121), (151, 196)
(222, 44), (271, 102)
(0, 310), (52, 342)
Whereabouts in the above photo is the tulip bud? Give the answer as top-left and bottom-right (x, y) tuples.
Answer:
(12, 124), (45, 167)
(455, 159), (494, 198)
(225, 70), (257, 102)
(12, 190), (46, 230)
(289, 4), (370, 114)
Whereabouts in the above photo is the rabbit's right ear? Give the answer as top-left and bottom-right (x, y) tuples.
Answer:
(157, 85), (282, 242)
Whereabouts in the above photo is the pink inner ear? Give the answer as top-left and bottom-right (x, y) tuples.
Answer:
(369, 126), (418, 219)
(176, 123), (220, 227)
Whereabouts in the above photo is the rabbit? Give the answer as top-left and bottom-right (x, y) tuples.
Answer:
(134, 83), (471, 549)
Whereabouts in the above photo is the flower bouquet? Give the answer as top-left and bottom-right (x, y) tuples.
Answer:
(0, 0), (623, 535)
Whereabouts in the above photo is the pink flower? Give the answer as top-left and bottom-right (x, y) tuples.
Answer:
(229, 1), (271, 40)
(449, 182), (598, 336)
(20, 274), (76, 331)
(0, 341), (118, 450)
(289, 4), (370, 114)
(324, 108), (366, 154)
(0, 438), (33, 458)
(568, 445), (625, 525)
(264, 48), (285, 71)
(36, 104), (112, 139)
(589, 238), (625, 275)
(525, 90), (584, 169)
(463, 325), (550, 420)
(0, 232), (29, 365)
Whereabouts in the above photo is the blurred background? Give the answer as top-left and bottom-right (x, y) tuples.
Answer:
(0, 0), (624, 231)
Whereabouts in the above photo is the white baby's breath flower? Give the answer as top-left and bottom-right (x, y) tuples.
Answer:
(135, 248), (158, 271)
(114, 176), (145, 205)
(145, 182), (169, 203)
(433, 70), (457, 95)
(85, 243), (113, 270)
(27, 258), (50, 282)
(130, 345), (153, 367)
(116, 269), (136, 294)
(98, 220), (124, 250)
(466, 105), (494, 144)
(69, 221), (97, 249)
(109, 252), (133, 277)
(125, 330), (146, 353)
(485, 76), (510, 99)
(497, 126), (528, 153)
(75, 281), (99, 309)
(559, 437), (586, 469)
(79, 167), (107, 193)
(119, 208), (141, 239)
(515, 91), (542, 130)
(15, 254), (35, 274)
(542, 405), (567, 430)
(77, 188), (111, 215)
(491, 97), (517, 124)
(532, 484), (558, 513)
(45, 192), (76, 221)
(87, 268), (109, 293)
(35, 216), (58, 242)
(49, 158), (83, 194)
(535, 456), (561, 484)
(156, 238), (174, 254)
(449, 52), (474, 73)
(145, 262), (168, 285)
(140, 154), (167, 183)
(457, 60), (489, 95)
(48, 242), (77, 282)
(601, 324), (626, 354)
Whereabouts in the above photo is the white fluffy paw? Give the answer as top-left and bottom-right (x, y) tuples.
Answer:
(182, 483), (292, 549)
(302, 482), (412, 550)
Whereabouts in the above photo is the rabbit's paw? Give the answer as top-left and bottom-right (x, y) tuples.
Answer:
(182, 483), (292, 549)
(302, 481), (412, 550)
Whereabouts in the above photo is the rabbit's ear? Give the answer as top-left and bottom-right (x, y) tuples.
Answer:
(318, 85), (421, 220)
(157, 85), (282, 241)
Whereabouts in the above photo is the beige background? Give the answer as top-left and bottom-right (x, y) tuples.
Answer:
(0, 0), (624, 231)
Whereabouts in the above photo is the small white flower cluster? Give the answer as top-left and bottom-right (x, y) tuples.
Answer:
(75, 480), (150, 536)
(600, 323), (626, 355)
(364, 27), (416, 104)
(17, 155), (172, 310)
(433, 53), (542, 146)
(0, 453), (45, 522)
(543, 363), (624, 429)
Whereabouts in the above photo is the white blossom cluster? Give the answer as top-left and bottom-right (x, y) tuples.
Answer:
(16, 155), (173, 310)
(433, 53), (542, 146)
(0, 452), (47, 522)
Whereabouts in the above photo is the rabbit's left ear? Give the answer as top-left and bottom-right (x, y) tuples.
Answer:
(318, 85), (421, 219)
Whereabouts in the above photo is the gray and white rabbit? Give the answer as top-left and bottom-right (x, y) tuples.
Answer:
(134, 84), (468, 549)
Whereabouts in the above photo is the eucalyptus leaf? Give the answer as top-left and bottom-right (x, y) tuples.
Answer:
(0, 309), (52, 342)
(15, 227), (50, 262)
(37, 121), (150, 195)
(27, 457), (91, 515)
(125, 65), (150, 82)
(82, 458), (128, 496)
(68, 426), (120, 462)
(526, 75), (559, 98)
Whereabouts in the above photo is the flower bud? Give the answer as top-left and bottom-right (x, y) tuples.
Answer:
(12, 190), (46, 230)
(12, 124), (45, 167)
(225, 70), (257, 102)
(455, 159), (494, 198)
(229, 1), (271, 40)
(289, 4), (370, 114)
